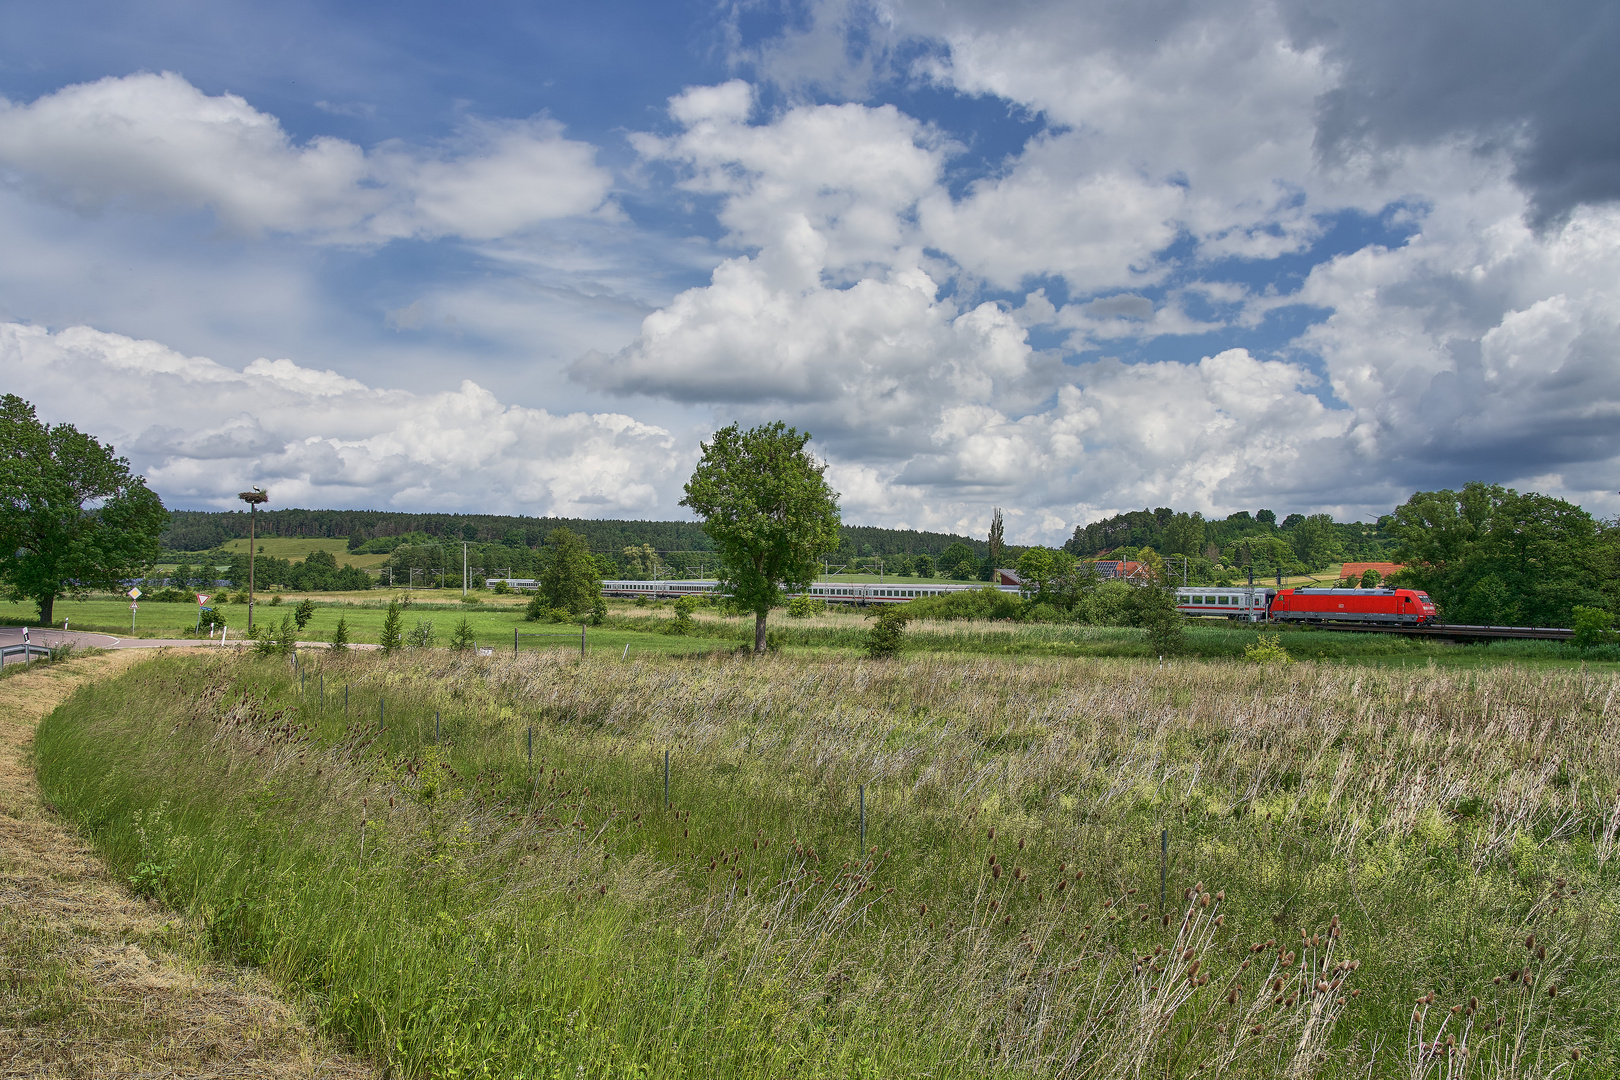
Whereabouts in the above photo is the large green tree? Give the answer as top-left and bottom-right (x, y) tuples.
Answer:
(0, 395), (167, 625)
(1389, 483), (1606, 626)
(538, 527), (602, 615)
(681, 422), (841, 654)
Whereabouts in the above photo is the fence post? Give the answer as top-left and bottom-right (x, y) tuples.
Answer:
(581, 622), (586, 658)
(514, 627), (519, 659)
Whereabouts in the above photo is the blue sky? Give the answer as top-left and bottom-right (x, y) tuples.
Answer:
(3, 0), (1618, 542)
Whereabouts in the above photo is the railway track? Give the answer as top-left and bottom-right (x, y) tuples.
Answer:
(1265, 621), (1574, 642)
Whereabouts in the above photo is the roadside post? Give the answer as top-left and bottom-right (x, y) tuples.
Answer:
(127, 586), (141, 632)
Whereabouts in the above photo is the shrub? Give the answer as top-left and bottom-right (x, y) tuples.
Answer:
(787, 594), (827, 618)
(491, 579), (510, 595)
(294, 598), (316, 630)
(903, 585), (1022, 621)
(666, 596), (696, 636)
(449, 617), (476, 652)
(328, 616), (349, 652)
(406, 620), (437, 649)
(460, 595), (482, 606)
(865, 607), (910, 658)
(269, 594), (283, 607)
(1244, 634), (1293, 664)
(1130, 586), (1186, 655)
(1571, 605), (1615, 650)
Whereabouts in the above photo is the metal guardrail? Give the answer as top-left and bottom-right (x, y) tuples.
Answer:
(0, 642), (54, 664)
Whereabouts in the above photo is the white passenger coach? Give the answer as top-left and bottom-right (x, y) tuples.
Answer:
(589, 579), (1024, 605)
(1173, 587), (1274, 622)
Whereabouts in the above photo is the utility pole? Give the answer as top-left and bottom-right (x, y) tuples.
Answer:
(236, 487), (268, 633)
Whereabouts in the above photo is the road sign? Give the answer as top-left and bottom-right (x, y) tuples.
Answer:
(127, 586), (142, 600)
(197, 593), (211, 605)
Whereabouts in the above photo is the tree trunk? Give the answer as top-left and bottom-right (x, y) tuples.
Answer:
(754, 609), (768, 655)
(37, 593), (54, 627)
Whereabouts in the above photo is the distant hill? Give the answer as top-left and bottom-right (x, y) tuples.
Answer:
(161, 508), (986, 559)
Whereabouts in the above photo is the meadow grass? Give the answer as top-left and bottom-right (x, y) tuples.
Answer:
(214, 536), (392, 569)
(34, 649), (1620, 1077)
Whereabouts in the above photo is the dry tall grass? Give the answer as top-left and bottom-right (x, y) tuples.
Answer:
(34, 650), (1620, 1077)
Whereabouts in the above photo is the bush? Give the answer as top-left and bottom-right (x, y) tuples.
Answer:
(865, 607), (910, 659)
(902, 586), (1022, 622)
(787, 594), (827, 618)
(1244, 634), (1294, 664)
(328, 616), (349, 652)
(449, 617), (476, 651)
(294, 598), (316, 630)
(491, 579), (510, 595)
(666, 596), (696, 636)
(1571, 605), (1615, 650)
(1131, 586), (1186, 655)
(269, 594), (283, 607)
(406, 620), (436, 649)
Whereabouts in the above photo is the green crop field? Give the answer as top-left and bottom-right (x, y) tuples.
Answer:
(34, 649), (1620, 1077)
(215, 536), (392, 569)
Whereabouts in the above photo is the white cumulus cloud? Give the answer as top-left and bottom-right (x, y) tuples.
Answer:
(1, 322), (685, 516)
(0, 72), (613, 242)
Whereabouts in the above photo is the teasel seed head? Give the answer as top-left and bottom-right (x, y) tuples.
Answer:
(1525, 933), (1535, 951)
(1536, 945), (1546, 961)
(1547, 983), (1557, 998)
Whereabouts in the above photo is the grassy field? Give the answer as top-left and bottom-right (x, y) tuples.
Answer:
(0, 597), (734, 657)
(215, 536), (391, 569)
(34, 649), (1620, 1077)
(7, 595), (1618, 670)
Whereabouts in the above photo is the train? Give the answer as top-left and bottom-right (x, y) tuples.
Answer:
(587, 578), (1024, 605)
(1174, 586), (1439, 626)
(491, 576), (1439, 628)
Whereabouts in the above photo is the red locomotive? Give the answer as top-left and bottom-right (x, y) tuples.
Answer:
(1267, 587), (1438, 626)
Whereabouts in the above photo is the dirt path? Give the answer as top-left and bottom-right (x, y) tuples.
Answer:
(0, 650), (377, 1079)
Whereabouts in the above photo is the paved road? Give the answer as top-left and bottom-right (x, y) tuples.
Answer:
(0, 626), (376, 665)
